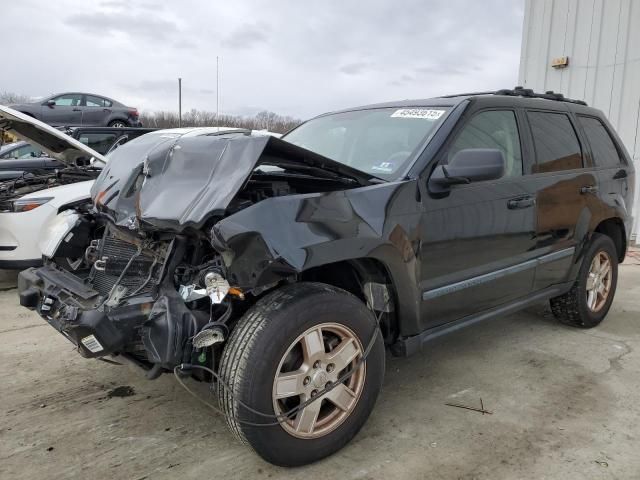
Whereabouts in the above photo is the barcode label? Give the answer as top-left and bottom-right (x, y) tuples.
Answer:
(81, 335), (104, 353)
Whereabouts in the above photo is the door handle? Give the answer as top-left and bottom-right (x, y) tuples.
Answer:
(72, 108), (82, 112)
(507, 196), (536, 209)
(613, 169), (627, 180)
(580, 185), (599, 194)
(103, 108), (112, 112)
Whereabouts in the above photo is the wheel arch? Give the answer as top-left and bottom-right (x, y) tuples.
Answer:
(299, 258), (402, 345)
(594, 216), (626, 263)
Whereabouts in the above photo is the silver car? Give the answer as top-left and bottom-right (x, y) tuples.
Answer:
(9, 92), (142, 128)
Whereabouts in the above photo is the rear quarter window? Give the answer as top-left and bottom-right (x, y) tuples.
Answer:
(527, 111), (583, 173)
(577, 116), (623, 168)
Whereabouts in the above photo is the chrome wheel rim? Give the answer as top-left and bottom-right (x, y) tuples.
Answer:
(110, 122), (125, 128)
(586, 251), (613, 312)
(272, 322), (366, 439)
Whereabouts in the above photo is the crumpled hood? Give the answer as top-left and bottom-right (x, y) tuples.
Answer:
(91, 133), (376, 232)
(0, 105), (106, 166)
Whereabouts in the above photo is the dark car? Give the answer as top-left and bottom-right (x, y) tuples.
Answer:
(0, 126), (156, 180)
(0, 141), (44, 160)
(13, 87), (635, 466)
(9, 92), (141, 127)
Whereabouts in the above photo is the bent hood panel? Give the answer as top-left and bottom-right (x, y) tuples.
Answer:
(0, 106), (106, 166)
(91, 134), (376, 231)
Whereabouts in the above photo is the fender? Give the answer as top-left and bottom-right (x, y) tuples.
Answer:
(212, 179), (425, 334)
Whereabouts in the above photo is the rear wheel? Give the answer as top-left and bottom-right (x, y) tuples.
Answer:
(108, 120), (128, 128)
(216, 282), (385, 466)
(550, 233), (618, 328)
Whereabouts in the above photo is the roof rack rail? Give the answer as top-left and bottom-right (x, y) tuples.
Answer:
(440, 86), (588, 106)
(494, 86), (588, 106)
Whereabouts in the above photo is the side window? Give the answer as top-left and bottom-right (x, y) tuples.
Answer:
(85, 95), (105, 107)
(78, 133), (118, 154)
(577, 116), (623, 168)
(527, 111), (582, 173)
(4, 145), (42, 159)
(50, 94), (82, 106)
(448, 110), (523, 178)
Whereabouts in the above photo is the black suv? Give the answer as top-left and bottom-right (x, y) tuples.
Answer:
(15, 88), (635, 466)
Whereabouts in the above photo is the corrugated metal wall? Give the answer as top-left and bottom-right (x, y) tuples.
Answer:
(519, 0), (640, 239)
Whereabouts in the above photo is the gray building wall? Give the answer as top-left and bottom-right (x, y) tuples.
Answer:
(518, 0), (640, 238)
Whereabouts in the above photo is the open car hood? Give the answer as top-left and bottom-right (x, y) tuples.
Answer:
(91, 132), (378, 232)
(0, 105), (106, 167)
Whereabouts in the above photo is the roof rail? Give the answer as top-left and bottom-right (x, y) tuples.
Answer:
(494, 86), (588, 106)
(440, 86), (588, 106)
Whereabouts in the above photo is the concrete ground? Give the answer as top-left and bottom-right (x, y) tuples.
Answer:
(1, 252), (640, 480)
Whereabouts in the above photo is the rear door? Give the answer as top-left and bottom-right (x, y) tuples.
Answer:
(81, 95), (112, 126)
(40, 94), (83, 126)
(524, 109), (592, 290)
(419, 108), (538, 327)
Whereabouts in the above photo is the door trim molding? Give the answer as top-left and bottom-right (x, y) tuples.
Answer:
(422, 247), (575, 301)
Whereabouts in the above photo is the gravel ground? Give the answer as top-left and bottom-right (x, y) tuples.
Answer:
(1, 252), (640, 479)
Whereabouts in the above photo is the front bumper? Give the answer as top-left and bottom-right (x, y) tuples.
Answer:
(19, 266), (151, 358)
(18, 264), (204, 370)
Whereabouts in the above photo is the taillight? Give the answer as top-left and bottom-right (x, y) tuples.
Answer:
(129, 108), (139, 117)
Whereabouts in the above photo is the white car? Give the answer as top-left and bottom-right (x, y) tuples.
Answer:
(0, 105), (281, 268)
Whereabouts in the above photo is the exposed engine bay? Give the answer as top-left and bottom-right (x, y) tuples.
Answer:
(18, 133), (378, 379)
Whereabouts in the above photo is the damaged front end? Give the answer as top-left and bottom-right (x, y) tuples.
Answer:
(18, 132), (383, 378)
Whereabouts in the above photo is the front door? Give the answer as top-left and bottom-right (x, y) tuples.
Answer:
(41, 94), (83, 126)
(419, 109), (537, 329)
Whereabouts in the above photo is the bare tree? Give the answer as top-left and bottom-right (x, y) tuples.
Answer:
(0, 92), (31, 105)
(139, 109), (301, 133)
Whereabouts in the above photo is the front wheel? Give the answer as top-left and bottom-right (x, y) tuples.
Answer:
(216, 282), (385, 466)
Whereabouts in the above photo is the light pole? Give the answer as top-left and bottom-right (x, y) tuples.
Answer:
(178, 77), (182, 128)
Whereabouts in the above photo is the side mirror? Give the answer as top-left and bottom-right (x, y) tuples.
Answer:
(429, 148), (505, 193)
(46, 100), (55, 107)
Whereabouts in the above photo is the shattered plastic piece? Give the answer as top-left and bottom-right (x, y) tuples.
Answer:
(178, 284), (208, 302)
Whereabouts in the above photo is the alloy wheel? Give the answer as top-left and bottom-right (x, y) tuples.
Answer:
(586, 250), (613, 312)
(272, 322), (366, 439)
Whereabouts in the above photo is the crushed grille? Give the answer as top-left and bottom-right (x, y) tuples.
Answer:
(91, 230), (165, 298)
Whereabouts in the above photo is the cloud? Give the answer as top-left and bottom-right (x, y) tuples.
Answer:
(222, 23), (270, 49)
(339, 62), (374, 75)
(3, 0), (524, 118)
(64, 11), (179, 41)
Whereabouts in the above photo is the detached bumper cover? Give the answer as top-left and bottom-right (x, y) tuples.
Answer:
(18, 265), (204, 367)
(18, 266), (149, 358)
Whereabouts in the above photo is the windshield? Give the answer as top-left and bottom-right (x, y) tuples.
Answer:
(283, 107), (450, 180)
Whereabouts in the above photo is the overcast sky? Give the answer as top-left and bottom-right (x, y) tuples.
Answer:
(4, 0), (524, 119)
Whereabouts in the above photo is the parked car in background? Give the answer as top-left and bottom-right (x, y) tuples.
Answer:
(0, 141), (44, 159)
(0, 127), (156, 181)
(0, 106), (276, 268)
(8, 92), (142, 127)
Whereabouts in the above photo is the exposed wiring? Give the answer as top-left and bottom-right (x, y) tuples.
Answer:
(173, 308), (383, 428)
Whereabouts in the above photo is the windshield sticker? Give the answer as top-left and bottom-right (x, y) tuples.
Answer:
(391, 108), (445, 120)
(371, 161), (397, 173)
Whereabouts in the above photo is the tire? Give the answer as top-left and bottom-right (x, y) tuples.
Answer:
(550, 233), (618, 328)
(216, 282), (385, 466)
(108, 120), (128, 128)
